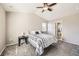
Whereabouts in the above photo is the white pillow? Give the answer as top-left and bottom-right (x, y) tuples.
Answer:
(30, 31), (36, 34)
(30, 30), (41, 34)
(36, 30), (41, 34)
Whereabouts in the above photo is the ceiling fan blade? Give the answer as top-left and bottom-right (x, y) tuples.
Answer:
(42, 10), (44, 13)
(49, 3), (57, 7)
(36, 7), (43, 8)
(48, 8), (52, 11)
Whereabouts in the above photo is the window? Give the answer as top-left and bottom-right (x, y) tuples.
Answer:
(42, 23), (47, 32)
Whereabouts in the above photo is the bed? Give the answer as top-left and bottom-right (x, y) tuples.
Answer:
(27, 31), (58, 55)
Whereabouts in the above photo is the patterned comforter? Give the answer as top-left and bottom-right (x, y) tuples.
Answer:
(28, 33), (58, 55)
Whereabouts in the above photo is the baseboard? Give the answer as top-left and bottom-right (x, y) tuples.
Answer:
(6, 42), (25, 47)
(6, 42), (18, 47)
(64, 40), (79, 46)
(0, 47), (6, 55)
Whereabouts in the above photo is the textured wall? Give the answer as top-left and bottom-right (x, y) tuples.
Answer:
(49, 13), (79, 45)
(0, 6), (6, 54)
(6, 12), (47, 45)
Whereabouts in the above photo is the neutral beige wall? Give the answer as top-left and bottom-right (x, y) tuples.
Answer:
(50, 13), (79, 45)
(0, 6), (6, 54)
(6, 12), (47, 45)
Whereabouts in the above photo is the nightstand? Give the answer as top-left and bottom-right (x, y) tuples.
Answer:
(18, 35), (28, 46)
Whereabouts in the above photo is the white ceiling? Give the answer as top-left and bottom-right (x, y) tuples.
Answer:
(1, 3), (79, 21)
(0, 3), (42, 13)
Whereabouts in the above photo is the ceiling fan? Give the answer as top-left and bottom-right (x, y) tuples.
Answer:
(36, 3), (57, 13)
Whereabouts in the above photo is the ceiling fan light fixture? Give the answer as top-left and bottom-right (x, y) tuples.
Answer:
(43, 7), (48, 10)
